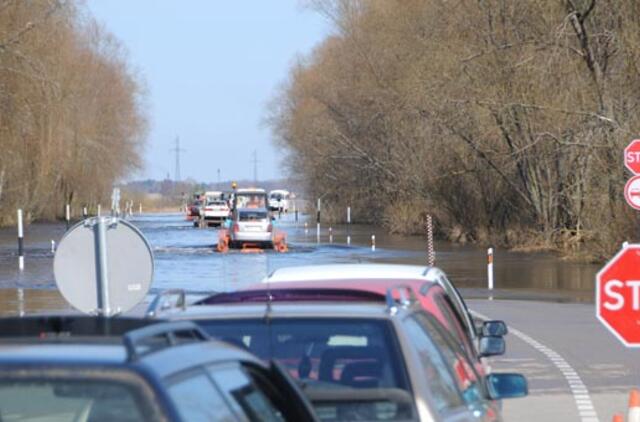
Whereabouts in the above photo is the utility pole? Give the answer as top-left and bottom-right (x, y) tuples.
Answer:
(252, 150), (259, 184)
(170, 136), (186, 182)
(217, 168), (221, 188)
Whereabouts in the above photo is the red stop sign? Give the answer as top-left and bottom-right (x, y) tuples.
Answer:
(624, 139), (640, 174)
(597, 245), (640, 347)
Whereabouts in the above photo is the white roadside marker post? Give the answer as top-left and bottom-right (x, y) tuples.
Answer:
(488, 247), (494, 300)
(371, 234), (376, 252)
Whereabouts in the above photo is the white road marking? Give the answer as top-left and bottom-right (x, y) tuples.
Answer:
(472, 310), (599, 422)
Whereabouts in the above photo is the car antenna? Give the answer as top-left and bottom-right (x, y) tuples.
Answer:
(264, 276), (274, 359)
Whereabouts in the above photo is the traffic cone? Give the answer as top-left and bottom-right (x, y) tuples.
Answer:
(628, 388), (640, 422)
(612, 414), (624, 422)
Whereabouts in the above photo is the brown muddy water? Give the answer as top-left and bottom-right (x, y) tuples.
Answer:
(0, 213), (601, 316)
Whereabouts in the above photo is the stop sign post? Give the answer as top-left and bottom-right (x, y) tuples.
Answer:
(597, 244), (640, 347)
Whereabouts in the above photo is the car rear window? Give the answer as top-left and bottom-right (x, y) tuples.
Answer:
(0, 378), (151, 421)
(239, 211), (268, 221)
(199, 318), (415, 421)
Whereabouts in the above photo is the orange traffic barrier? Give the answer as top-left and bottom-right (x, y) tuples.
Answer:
(629, 389), (640, 422)
(612, 414), (624, 422)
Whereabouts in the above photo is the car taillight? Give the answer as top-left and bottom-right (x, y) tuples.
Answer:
(232, 223), (240, 233)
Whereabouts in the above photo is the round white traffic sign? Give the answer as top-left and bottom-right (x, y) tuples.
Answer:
(624, 176), (640, 210)
(54, 217), (154, 315)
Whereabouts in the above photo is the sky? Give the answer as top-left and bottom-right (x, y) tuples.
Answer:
(87, 1), (329, 183)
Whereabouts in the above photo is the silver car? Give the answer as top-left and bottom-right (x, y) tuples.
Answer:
(229, 207), (274, 247)
(158, 288), (527, 422)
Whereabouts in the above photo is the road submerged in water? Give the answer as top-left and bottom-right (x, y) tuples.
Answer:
(0, 212), (634, 421)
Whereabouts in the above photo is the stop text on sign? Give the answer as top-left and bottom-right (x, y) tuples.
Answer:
(624, 139), (640, 175)
(596, 244), (640, 347)
(602, 279), (640, 310)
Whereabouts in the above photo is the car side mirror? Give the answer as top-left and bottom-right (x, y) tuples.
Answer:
(485, 373), (528, 400)
(478, 335), (505, 357)
(482, 320), (508, 337)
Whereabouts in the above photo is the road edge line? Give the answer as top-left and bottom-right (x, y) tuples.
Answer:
(471, 310), (599, 422)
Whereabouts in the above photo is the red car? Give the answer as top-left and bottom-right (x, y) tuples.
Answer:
(246, 278), (506, 375)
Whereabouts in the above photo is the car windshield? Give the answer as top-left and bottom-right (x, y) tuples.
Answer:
(236, 194), (266, 208)
(0, 378), (151, 422)
(199, 318), (415, 421)
(239, 211), (268, 221)
(207, 200), (226, 206)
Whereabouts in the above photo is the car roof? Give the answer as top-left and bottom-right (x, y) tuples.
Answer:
(248, 279), (435, 296)
(265, 264), (442, 283)
(170, 301), (408, 321)
(0, 316), (265, 375)
(236, 188), (266, 193)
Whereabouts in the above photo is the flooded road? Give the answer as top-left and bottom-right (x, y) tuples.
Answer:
(0, 212), (600, 314)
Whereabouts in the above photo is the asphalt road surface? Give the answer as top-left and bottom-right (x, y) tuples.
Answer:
(468, 298), (639, 422)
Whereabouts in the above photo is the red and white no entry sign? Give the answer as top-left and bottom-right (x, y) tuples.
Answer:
(597, 244), (640, 347)
(625, 139), (640, 174)
(624, 176), (640, 210)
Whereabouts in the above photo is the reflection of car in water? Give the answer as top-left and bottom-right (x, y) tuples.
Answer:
(200, 199), (230, 226)
(268, 189), (290, 212)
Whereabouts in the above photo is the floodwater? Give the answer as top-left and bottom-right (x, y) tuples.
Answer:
(0, 212), (600, 315)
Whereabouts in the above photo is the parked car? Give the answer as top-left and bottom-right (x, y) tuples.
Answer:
(161, 287), (527, 421)
(200, 199), (230, 226)
(0, 315), (318, 422)
(247, 275), (503, 378)
(263, 264), (489, 355)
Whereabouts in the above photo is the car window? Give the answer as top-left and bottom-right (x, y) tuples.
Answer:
(200, 318), (415, 421)
(434, 294), (477, 357)
(411, 312), (485, 406)
(0, 378), (150, 422)
(239, 211), (268, 221)
(209, 365), (284, 422)
(402, 316), (465, 414)
(167, 370), (236, 422)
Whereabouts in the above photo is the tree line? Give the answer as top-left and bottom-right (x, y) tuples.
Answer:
(269, 0), (640, 259)
(0, 0), (147, 225)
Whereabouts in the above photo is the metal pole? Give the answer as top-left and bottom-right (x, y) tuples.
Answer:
(17, 209), (24, 271)
(487, 247), (494, 299)
(97, 204), (101, 217)
(371, 234), (376, 252)
(426, 215), (435, 266)
(93, 217), (111, 316)
(65, 204), (70, 230)
(316, 198), (321, 243)
(329, 227), (333, 243)
(347, 206), (351, 246)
